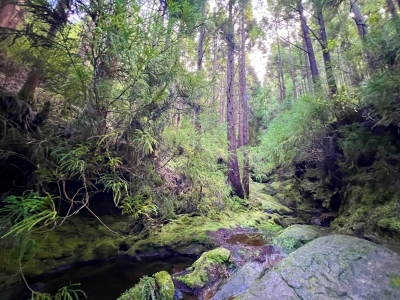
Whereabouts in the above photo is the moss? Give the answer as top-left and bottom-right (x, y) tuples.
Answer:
(270, 182), (281, 190)
(177, 247), (230, 289)
(272, 225), (320, 254)
(390, 276), (400, 288)
(154, 271), (174, 300)
(127, 206), (283, 256)
(250, 183), (292, 214)
(332, 186), (400, 244)
(378, 218), (400, 233)
(117, 276), (156, 300)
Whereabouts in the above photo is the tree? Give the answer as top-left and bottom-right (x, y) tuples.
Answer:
(297, 1), (319, 82)
(239, 0), (249, 197)
(225, 0), (244, 198)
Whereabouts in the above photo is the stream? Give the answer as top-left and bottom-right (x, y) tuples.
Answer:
(0, 254), (197, 300)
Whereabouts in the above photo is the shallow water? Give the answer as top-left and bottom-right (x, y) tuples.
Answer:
(1, 255), (196, 300)
(225, 233), (268, 246)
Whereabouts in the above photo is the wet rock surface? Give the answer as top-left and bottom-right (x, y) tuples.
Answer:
(272, 224), (325, 254)
(209, 262), (264, 300)
(236, 235), (400, 300)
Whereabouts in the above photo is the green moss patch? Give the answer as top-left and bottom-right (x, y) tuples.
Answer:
(177, 247), (230, 289)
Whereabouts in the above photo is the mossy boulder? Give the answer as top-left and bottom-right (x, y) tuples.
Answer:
(154, 271), (174, 300)
(331, 185), (400, 244)
(237, 235), (400, 300)
(272, 225), (320, 254)
(177, 247), (231, 289)
(250, 182), (292, 215)
(117, 271), (174, 300)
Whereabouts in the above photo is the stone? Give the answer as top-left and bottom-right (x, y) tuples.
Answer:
(210, 262), (264, 300)
(272, 224), (320, 254)
(237, 235), (400, 300)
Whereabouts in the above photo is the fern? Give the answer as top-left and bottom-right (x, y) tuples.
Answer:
(31, 283), (86, 300)
(0, 192), (57, 238)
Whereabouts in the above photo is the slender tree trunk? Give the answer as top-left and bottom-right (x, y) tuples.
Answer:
(18, 0), (69, 103)
(298, 2), (319, 82)
(302, 38), (312, 92)
(386, 0), (398, 16)
(277, 36), (286, 101)
(212, 36), (218, 106)
(350, 0), (368, 38)
(240, 4), (249, 197)
(317, 11), (337, 96)
(276, 67), (282, 101)
(226, 1), (244, 199)
(238, 76), (243, 147)
(287, 28), (297, 99)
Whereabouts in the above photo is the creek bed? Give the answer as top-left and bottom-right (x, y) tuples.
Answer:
(1, 254), (197, 300)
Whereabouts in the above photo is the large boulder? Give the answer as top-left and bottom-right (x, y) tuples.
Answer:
(210, 262), (264, 300)
(237, 235), (400, 300)
(117, 271), (174, 300)
(272, 224), (321, 254)
(176, 247), (230, 289)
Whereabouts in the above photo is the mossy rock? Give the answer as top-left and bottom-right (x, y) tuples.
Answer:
(154, 271), (174, 300)
(250, 183), (292, 215)
(331, 185), (400, 244)
(117, 276), (157, 300)
(237, 235), (400, 300)
(272, 225), (320, 254)
(177, 247), (230, 289)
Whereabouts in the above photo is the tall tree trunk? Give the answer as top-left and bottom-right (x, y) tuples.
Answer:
(317, 11), (337, 96)
(212, 36), (218, 106)
(18, 0), (69, 103)
(240, 4), (249, 197)
(350, 0), (368, 38)
(298, 2), (319, 82)
(287, 28), (297, 99)
(194, 3), (206, 126)
(277, 36), (286, 101)
(386, 0), (398, 16)
(226, 1), (244, 199)
(302, 38), (312, 92)
(0, 0), (22, 30)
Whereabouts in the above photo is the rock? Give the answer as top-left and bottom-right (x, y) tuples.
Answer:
(272, 224), (320, 254)
(117, 276), (157, 300)
(236, 270), (298, 300)
(176, 247), (230, 289)
(117, 271), (175, 300)
(210, 262), (264, 300)
(237, 235), (400, 300)
(154, 271), (174, 300)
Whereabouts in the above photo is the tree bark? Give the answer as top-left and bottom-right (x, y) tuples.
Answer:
(240, 4), (249, 197)
(0, 0), (23, 30)
(317, 11), (337, 96)
(18, 0), (69, 102)
(226, 1), (244, 199)
(386, 0), (398, 16)
(277, 36), (286, 101)
(287, 28), (297, 99)
(298, 2), (319, 82)
(302, 38), (312, 92)
(350, 0), (368, 38)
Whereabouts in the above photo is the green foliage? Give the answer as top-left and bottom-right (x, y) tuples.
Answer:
(117, 276), (157, 300)
(121, 193), (157, 219)
(252, 96), (329, 175)
(162, 117), (231, 213)
(31, 283), (86, 300)
(0, 192), (57, 238)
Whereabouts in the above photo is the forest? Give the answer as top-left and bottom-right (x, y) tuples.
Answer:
(0, 0), (400, 299)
